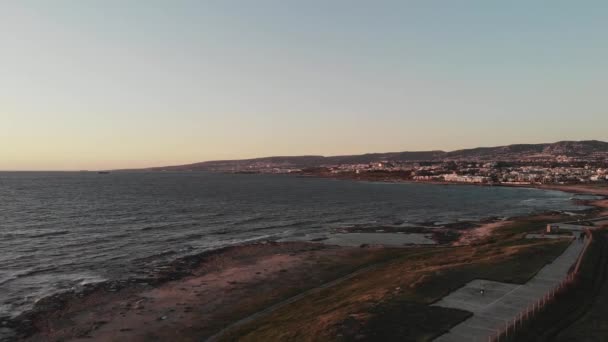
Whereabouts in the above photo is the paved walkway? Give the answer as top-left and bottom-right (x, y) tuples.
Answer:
(433, 237), (586, 342)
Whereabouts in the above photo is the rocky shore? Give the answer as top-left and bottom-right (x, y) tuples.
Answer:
(4, 242), (405, 341)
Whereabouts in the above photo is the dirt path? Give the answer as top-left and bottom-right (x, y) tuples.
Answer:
(453, 220), (512, 246)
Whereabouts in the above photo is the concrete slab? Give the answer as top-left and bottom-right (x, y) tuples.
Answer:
(433, 280), (518, 314)
(282, 232), (437, 246)
(555, 223), (587, 231)
(526, 234), (570, 239)
(434, 237), (586, 341)
(320, 232), (436, 246)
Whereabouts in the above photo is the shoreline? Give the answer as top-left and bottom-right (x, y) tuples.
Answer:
(299, 172), (608, 193)
(5, 242), (409, 341)
(4, 182), (607, 341)
(298, 172), (608, 215)
(296, 172), (608, 217)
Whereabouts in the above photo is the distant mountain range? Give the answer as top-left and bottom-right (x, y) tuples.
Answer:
(131, 140), (608, 171)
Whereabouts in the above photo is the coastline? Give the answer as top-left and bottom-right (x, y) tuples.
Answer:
(299, 172), (608, 193)
(5, 242), (408, 341)
(4, 181), (607, 341)
(298, 171), (608, 215)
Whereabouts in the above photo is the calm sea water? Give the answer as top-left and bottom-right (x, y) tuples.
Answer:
(0, 172), (588, 317)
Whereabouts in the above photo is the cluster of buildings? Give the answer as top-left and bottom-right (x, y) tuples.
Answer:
(322, 161), (608, 185)
(229, 162), (301, 174)
(225, 154), (608, 185)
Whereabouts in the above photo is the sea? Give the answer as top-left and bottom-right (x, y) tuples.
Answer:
(0, 171), (592, 318)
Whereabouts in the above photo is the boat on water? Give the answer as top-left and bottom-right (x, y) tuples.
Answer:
(97, 171), (110, 174)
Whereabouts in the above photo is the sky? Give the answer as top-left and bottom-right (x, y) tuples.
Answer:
(1, 1), (607, 170)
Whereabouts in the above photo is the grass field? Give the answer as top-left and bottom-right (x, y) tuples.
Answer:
(219, 216), (571, 341)
(505, 229), (608, 342)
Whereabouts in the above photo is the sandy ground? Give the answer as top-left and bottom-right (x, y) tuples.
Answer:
(538, 184), (608, 196)
(18, 242), (371, 342)
(453, 220), (512, 246)
(591, 199), (608, 216)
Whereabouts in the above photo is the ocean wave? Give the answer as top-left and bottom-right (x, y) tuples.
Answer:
(29, 230), (70, 238)
(0, 269), (34, 286)
(162, 232), (206, 243)
(209, 233), (285, 247)
(0, 230), (70, 239)
(228, 215), (271, 226)
(56, 233), (132, 249)
(0, 265), (62, 286)
(139, 221), (198, 232)
(132, 249), (180, 263)
(1, 272), (107, 318)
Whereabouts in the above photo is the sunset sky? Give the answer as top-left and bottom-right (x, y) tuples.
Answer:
(2, 1), (607, 170)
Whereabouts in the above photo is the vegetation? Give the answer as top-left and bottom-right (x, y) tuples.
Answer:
(505, 229), (608, 342)
(202, 247), (414, 339)
(219, 217), (570, 341)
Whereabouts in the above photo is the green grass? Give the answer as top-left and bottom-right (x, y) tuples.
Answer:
(413, 240), (570, 303)
(199, 247), (416, 339)
(491, 215), (566, 239)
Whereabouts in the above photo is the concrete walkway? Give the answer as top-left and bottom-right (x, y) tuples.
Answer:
(433, 237), (586, 342)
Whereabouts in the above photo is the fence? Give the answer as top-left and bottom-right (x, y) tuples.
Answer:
(488, 229), (592, 342)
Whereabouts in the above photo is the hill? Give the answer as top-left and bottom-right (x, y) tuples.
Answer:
(128, 140), (608, 171)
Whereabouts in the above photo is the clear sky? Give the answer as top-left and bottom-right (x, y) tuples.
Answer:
(1, 1), (607, 170)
